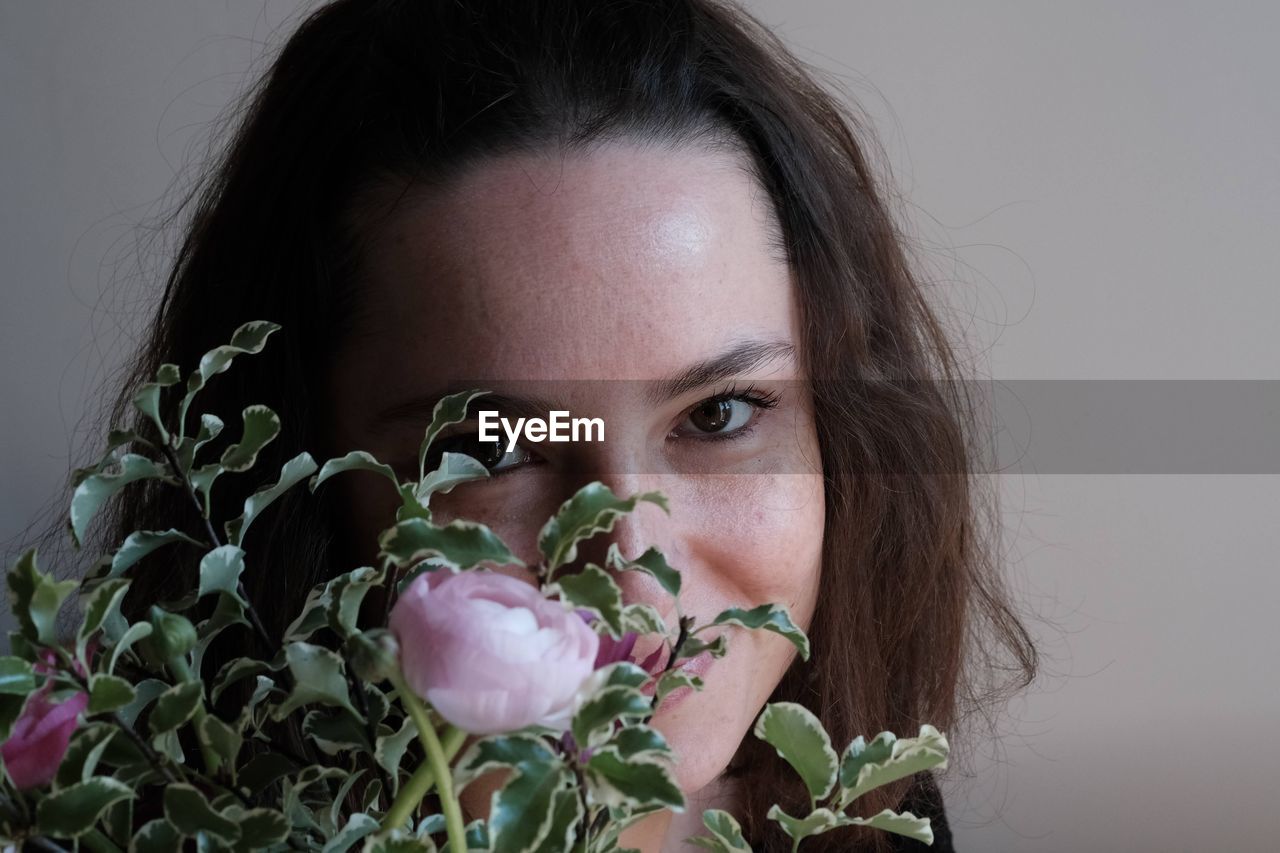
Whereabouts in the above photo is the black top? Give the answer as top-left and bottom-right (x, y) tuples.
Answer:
(890, 772), (955, 852)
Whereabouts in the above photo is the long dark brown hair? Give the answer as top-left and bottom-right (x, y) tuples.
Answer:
(72, 1), (1037, 849)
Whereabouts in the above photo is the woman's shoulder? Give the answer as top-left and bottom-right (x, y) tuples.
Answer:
(890, 771), (955, 853)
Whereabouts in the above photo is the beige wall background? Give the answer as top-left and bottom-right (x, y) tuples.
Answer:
(3, 3), (1277, 850)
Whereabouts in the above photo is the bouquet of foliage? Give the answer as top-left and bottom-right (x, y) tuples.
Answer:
(0, 322), (948, 851)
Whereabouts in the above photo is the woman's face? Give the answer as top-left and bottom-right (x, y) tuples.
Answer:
(327, 141), (825, 797)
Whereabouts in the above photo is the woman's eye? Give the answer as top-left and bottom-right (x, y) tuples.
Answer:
(677, 397), (756, 436)
(431, 433), (532, 473)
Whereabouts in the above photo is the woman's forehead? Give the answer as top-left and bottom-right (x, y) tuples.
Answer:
(346, 142), (796, 384)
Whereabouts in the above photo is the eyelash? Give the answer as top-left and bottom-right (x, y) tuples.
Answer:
(675, 382), (781, 443)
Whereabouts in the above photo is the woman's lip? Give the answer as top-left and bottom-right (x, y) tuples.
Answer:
(638, 650), (714, 699)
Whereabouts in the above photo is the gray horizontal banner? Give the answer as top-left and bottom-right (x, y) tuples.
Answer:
(409, 380), (1280, 475)
(977, 380), (1280, 474)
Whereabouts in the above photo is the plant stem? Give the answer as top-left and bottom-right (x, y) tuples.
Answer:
(157, 440), (275, 656)
(387, 676), (467, 851)
(382, 759), (435, 830)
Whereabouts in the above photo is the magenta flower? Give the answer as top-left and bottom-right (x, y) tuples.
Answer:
(390, 570), (600, 735)
(1, 654), (89, 790)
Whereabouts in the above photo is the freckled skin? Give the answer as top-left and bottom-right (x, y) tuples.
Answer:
(327, 142), (825, 851)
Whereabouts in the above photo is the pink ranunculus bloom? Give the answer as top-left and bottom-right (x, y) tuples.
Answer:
(1, 687), (89, 790)
(390, 569), (600, 735)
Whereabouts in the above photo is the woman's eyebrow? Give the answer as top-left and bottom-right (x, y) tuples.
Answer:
(645, 339), (794, 405)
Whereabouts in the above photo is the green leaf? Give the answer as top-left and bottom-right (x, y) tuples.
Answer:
(76, 726), (117, 783)
(606, 544), (682, 598)
(173, 413), (224, 472)
(324, 813), (381, 853)
(8, 548), (79, 643)
(379, 518), (522, 570)
(69, 454), (171, 546)
(584, 747), (683, 812)
(189, 462), (222, 514)
(609, 725), (671, 760)
(676, 634), (727, 661)
(163, 783), (240, 844)
(190, 589), (249, 675)
(687, 809), (753, 852)
(303, 708), (370, 755)
(88, 674), (136, 714)
(178, 320), (281, 433)
(311, 450), (400, 492)
(78, 578), (131, 659)
(210, 657), (271, 705)
(765, 806), (837, 844)
(598, 661), (650, 690)
(0, 656), (35, 695)
(198, 545), (246, 601)
(753, 702), (838, 802)
(538, 482), (668, 571)
(117, 678), (168, 727)
(833, 807), (935, 844)
(200, 714), (243, 769)
(132, 819), (182, 853)
(417, 389), (491, 481)
(527, 788), (583, 853)
(71, 429), (151, 488)
(225, 451), (318, 545)
(572, 685), (651, 750)
(238, 752), (296, 797)
(222, 806), (290, 849)
(109, 529), (201, 579)
(149, 681), (204, 734)
(284, 575), (340, 642)
(489, 759), (573, 853)
(621, 602), (667, 635)
(108, 622), (153, 676)
(364, 832), (438, 852)
(395, 481), (433, 523)
(327, 566), (382, 638)
(416, 452), (490, 505)
(454, 734), (558, 790)
(132, 363), (181, 441)
(154, 728), (185, 763)
(36, 777), (135, 838)
(53, 724), (114, 788)
(375, 716), (417, 794)
(272, 642), (359, 720)
(711, 603), (809, 661)
(654, 670), (704, 706)
(551, 564), (624, 638)
(219, 405), (280, 472)
(837, 725), (950, 808)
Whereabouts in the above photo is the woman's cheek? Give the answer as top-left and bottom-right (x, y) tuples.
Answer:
(684, 473), (825, 615)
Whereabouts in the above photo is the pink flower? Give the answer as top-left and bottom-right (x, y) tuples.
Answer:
(1, 683), (88, 790)
(390, 570), (600, 735)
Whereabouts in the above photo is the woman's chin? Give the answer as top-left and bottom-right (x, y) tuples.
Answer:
(649, 679), (747, 796)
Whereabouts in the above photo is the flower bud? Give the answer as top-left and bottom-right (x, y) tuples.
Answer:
(346, 629), (400, 683)
(145, 606), (197, 662)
